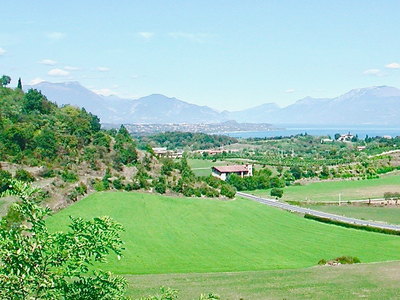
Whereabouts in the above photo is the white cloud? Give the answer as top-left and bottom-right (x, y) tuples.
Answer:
(0, 47), (6, 56)
(363, 69), (387, 77)
(385, 62), (400, 69)
(29, 77), (45, 85)
(92, 88), (115, 97)
(38, 59), (57, 65)
(65, 66), (80, 71)
(131, 75), (139, 79)
(285, 89), (295, 93)
(48, 68), (70, 77)
(97, 67), (110, 72)
(138, 32), (154, 39)
(46, 32), (65, 40)
(168, 32), (211, 43)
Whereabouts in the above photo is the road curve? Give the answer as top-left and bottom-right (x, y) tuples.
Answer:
(237, 192), (400, 232)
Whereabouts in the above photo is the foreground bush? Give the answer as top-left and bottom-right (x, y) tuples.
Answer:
(0, 180), (127, 299)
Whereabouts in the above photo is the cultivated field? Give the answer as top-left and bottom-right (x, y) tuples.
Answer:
(47, 192), (400, 276)
(305, 204), (400, 225)
(250, 174), (400, 202)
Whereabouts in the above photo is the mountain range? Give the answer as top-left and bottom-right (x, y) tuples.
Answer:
(26, 82), (400, 125)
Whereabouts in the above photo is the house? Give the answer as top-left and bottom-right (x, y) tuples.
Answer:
(356, 146), (366, 151)
(152, 147), (183, 158)
(321, 138), (334, 144)
(153, 147), (169, 157)
(212, 164), (253, 181)
(337, 133), (354, 142)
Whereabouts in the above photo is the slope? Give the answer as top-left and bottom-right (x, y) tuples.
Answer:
(47, 192), (400, 275)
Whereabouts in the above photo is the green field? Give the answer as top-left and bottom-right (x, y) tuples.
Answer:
(125, 261), (400, 299)
(187, 159), (229, 176)
(47, 192), (400, 275)
(305, 204), (400, 225)
(250, 175), (400, 202)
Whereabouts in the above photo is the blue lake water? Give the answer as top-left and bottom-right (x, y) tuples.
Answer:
(224, 125), (400, 139)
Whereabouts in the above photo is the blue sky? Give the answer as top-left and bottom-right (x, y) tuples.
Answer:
(1, 1), (400, 110)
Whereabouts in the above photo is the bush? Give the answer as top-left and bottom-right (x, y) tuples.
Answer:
(124, 182), (140, 191)
(112, 178), (124, 190)
(220, 184), (236, 198)
(61, 170), (79, 183)
(75, 182), (88, 195)
(318, 256), (360, 265)
(15, 169), (35, 183)
(270, 188), (284, 198)
(93, 180), (106, 192)
(38, 167), (55, 178)
(0, 170), (12, 193)
(154, 177), (167, 194)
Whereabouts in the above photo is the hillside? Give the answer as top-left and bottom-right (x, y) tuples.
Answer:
(47, 192), (400, 274)
(0, 84), (237, 216)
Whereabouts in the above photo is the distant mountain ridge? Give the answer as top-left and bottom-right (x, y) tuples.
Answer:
(25, 82), (229, 124)
(244, 86), (400, 125)
(26, 82), (400, 125)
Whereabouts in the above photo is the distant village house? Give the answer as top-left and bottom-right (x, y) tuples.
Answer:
(152, 147), (183, 158)
(212, 164), (253, 181)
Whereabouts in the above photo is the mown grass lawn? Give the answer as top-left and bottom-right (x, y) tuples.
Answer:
(47, 192), (400, 275)
(250, 174), (400, 202)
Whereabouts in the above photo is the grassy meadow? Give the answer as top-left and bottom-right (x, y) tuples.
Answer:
(47, 191), (400, 275)
(125, 261), (400, 299)
(250, 174), (400, 202)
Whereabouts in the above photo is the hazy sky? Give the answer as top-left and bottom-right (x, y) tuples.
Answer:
(1, 1), (400, 110)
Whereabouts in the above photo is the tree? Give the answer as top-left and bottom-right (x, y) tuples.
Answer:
(0, 75), (11, 87)
(17, 77), (22, 90)
(0, 180), (127, 299)
(334, 133), (341, 140)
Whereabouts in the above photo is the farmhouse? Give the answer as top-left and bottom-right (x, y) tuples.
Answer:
(212, 164), (253, 181)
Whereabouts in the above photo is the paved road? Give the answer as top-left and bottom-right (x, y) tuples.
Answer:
(237, 192), (400, 232)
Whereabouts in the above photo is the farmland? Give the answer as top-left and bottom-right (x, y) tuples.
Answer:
(125, 260), (400, 299)
(249, 174), (400, 202)
(47, 192), (400, 276)
(304, 204), (400, 225)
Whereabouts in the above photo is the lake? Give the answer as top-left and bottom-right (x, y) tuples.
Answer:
(224, 124), (400, 139)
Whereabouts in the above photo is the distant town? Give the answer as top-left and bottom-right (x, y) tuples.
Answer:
(103, 120), (281, 135)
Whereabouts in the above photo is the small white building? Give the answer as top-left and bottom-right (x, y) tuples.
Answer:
(337, 133), (354, 142)
(212, 164), (253, 181)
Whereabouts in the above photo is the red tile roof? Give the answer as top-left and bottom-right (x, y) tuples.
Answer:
(213, 165), (249, 173)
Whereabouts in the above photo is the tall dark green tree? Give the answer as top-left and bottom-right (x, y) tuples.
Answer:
(17, 78), (22, 90)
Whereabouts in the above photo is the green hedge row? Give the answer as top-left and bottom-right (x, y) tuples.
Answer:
(304, 213), (400, 236)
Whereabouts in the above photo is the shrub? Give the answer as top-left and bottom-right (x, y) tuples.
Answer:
(270, 188), (284, 198)
(75, 182), (88, 195)
(61, 170), (79, 183)
(0, 170), (12, 193)
(220, 184), (236, 199)
(93, 180), (106, 192)
(38, 167), (55, 178)
(112, 178), (124, 190)
(15, 169), (35, 183)
(124, 182), (140, 191)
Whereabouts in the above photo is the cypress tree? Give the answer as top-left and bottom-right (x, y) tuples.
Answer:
(17, 77), (22, 89)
